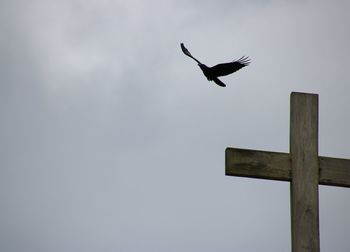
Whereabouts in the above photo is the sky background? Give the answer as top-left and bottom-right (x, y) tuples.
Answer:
(1, 0), (350, 251)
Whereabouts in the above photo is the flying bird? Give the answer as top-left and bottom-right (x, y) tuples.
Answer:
(180, 43), (250, 87)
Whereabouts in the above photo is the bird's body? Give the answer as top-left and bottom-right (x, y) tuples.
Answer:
(180, 43), (250, 87)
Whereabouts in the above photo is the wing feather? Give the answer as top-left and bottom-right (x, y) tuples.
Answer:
(180, 43), (202, 64)
(211, 56), (250, 77)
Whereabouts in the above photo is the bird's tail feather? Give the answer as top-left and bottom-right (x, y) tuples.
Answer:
(213, 77), (226, 87)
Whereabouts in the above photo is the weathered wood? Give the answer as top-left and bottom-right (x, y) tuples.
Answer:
(225, 148), (291, 181)
(226, 149), (350, 188)
(225, 92), (350, 252)
(290, 92), (319, 252)
(319, 156), (350, 188)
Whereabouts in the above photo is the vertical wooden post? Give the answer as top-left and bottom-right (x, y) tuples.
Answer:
(290, 92), (320, 252)
(227, 92), (350, 251)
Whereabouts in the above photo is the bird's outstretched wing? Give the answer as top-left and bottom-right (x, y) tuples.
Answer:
(211, 56), (250, 77)
(180, 43), (202, 64)
(213, 77), (226, 87)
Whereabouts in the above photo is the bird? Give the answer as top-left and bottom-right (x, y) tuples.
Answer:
(180, 43), (250, 87)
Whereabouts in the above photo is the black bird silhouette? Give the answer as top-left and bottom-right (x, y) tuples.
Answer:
(181, 43), (250, 87)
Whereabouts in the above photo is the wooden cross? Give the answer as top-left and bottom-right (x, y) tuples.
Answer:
(225, 92), (350, 252)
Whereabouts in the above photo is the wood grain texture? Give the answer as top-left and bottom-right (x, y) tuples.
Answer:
(290, 92), (320, 252)
(319, 156), (350, 187)
(225, 148), (291, 181)
(226, 149), (350, 188)
(225, 92), (350, 252)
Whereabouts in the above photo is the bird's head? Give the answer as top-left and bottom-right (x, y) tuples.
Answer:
(198, 63), (208, 70)
(198, 63), (212, 80)
(198, 63), (210, 74)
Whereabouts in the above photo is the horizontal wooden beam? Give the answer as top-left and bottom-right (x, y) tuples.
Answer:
(225, 148), (291, 181)
(319, 156), (350, 187)
(225, 148), (350, 188)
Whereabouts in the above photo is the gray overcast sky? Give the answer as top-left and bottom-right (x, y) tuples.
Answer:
(1, 0), (350, 251)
